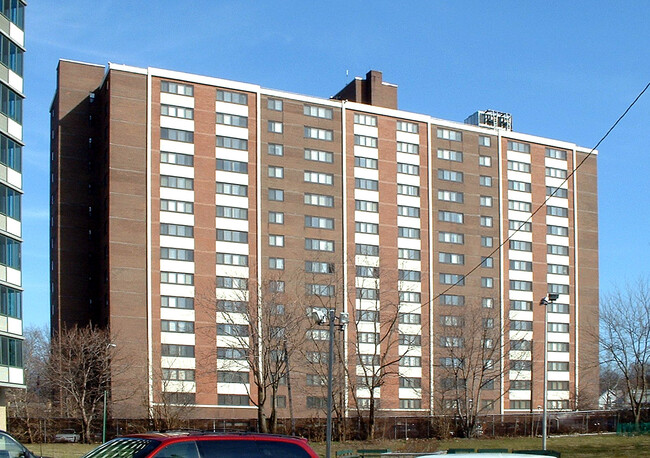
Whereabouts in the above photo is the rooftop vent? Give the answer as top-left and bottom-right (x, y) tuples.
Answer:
(465, 110), (512, 131)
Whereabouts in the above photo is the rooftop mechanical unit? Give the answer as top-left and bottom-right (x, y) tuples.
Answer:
(465, 109), (512, 131)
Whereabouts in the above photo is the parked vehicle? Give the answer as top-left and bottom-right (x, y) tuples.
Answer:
(0, 430), (43, 457)
(53, 429), (81, 443)
(82, 431), (319, 458)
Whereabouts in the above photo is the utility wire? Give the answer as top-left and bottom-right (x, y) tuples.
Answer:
(432, 79), (650, 303)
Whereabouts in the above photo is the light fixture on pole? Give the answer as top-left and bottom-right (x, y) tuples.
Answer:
(308, 308), (348, 458)
(539, 293), (558, 451)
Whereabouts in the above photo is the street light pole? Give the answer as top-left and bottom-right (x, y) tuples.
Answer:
(540, 293), (558, 451)
(326, 309), (335, 458)
(102, 390), (107, 443)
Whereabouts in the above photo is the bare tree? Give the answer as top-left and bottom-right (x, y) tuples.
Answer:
(599, 278), (650, 426)
(434, 302), (506, 438)
(44, 325), (123, 443)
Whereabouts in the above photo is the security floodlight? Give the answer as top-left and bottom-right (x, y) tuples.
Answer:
(339, 312), (349, 325)
(548, 293), (559, 302)
(310, 309), (328, 325)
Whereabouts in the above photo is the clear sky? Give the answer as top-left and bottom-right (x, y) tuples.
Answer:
(22, 1), (650, 328)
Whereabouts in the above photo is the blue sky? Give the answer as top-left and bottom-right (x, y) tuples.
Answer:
(22, 1), (650, 328)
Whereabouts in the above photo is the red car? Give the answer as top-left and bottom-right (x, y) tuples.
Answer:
(82, 431), (319, 458)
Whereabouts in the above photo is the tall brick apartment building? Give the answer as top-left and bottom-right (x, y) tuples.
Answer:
(50, 60), (599, 420)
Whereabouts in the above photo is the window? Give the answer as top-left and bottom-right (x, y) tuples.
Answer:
(218, 394), (249, 406)
(399, 270), (421, 282)
(439, 252), (464, 265)
(399, 248), (421, 260)
(480, 216), (493, 227)
(438, 190), (464, 203)
(399, 377), (422, 388)
(479, 155), (492, 167)
(268, 143), (284, 156)
(397, 205), (420, 218)
(547, 186), (568, 198)
(509, 200), (532, 212)
(437, 149), (463, 162)
(305, 261), (335, 274)
(397, 184), (420, 196)
(305, 238), (334, 252)
(268, 188), (284, 201)
(510, 220), (532, 232)
(548, 342), (570, 352)
(511, 340), (532, 351)
(0, 134), (22, 172)
(480, 196), (493, 207)
(357, 288), (380, 301)
(481, 257), (494, 268)
(304, 193), (334, 207)
(547, 206), (568, 217)
(508, 180), (532, 192)
(440, 294), (464, 306)
(161, 81), (194, 96)
(399, 399), (421, 409)
(305, 215), (334, 229)
(510, 240), (532, 251)
(549, 283), (570, 295)
(479, 136), (491, 147)
(217, 300), (247, 312)
(511, 300), (532, 311)
(269, 211), (284, 224)
(508, 160), (531, 173)
(397, 162), (419, 175)
(217, 371), (249, 384)
(161, 247), (194, 262)
(216, 136), (248, 150)
(356, 244), (379, 256)
(548, 381), (570, 391)
(268, 121), (283, 133)
(440, 273), (465, 285)
(510, 260), (532, 271)
(356, 200), (379, 213)
(355, 113), (377, 126)
(549, 302), (570, 314)
(161, 344), (195, 358)
(269, 257), (284, 270)
(304, 105), (333, 119)
(399, 291), (420, 303)
(546, 167), (568, 179)
(510, 280), (532, 291)
(268, 234), (284, 247)
(305, 126), (333, 141)
(161, 104), (194, 119)
(548, 244), (569, 255)
(483, 318), (495, 328)
(353, 134), (379, 149)
(511, 320), (533, 331)
(507, 141), (530, 153)
(437, 128), (462, 141)
(306, 396), (328, 409)
(304, 148), (333, 163)
(217, 159), (248, 173)
(481, 236), (493, 247)
(217, 90), (248, 105)
(440, 315), (463, 327)
(217, 229), (248, 243)
(160, 223), (193, 238)
(510, 361), (531, 371)
(548, 264), (569, 275)
(440, 336), (464, 348)
(268, 281), (285, 293)
(397, 141), (419, 154)
(267, 98), (283, 111)
(548, 322), (570, 333)
(356, 222), (378, 234)
(439, 231), (464, 244)
(217, 347), (247, 360)
(480, 176), (492, 187)
(511, 400), (532, 410)
(161, 128), (193, 143)
(438, 169), (463, 182)
(161, 296), (194, 309)
(482, 297), (494, 308)
(216, 253), (248, 266)
(397, 120), (418, 133)
(267, 166), (283, 178)
(548, 362), (570, 371)
(161, 175), (193, 190)
(398, 227), (420, 239)
(306, 374), (327, 386)
(481, 277), (494, 288)
(216, 276), (247, 289)
(510, 380), (531, 390)
(399, 313), (422, 324)
(546, 148), (567, 160)
(399, 356), (422, 367)
(161, 320), (195, 333)
(163, 369), (195, 381)
(216, 112), (247, 127)
(356, 156), (378, 169)
(161, 151), (194, 166)
(306, 330), (329, 343)
(440, 357), (463, 368)
(438, 210), (463, 224)
(357, 332), (379, 344)
(305, 171), (333, 185)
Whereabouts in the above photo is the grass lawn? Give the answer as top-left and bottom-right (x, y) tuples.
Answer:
(24, 434), (650, 457)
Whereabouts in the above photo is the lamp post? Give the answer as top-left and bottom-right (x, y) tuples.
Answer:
(539, 293), (558, 451)
(103, 343), (116, 443)
(309, 308), (348, 458)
